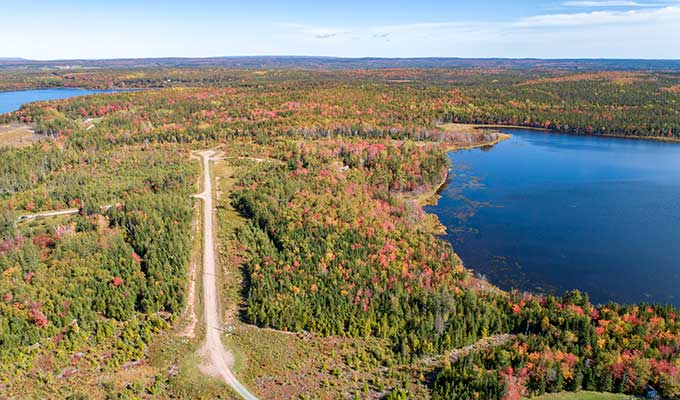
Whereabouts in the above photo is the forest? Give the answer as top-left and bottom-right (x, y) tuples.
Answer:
(228, 138), (680, 398)
(232, 140), (511, 356)
(433, 292), (680, 399)
(0, 134), (197, 396)
(1, 67), (680, 140)
(1, 65), (680, 398)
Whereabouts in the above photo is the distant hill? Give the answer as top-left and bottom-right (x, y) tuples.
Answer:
(1, 56), (680, 71)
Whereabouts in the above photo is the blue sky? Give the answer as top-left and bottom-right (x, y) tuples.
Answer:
(2, 0), (679, 59)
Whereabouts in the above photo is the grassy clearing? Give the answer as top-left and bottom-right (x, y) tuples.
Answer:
(16, 213), (74, 234)
(225, 322), (434, 400)
(145, 333), (238, 399)
(0, 123), (39, 148)
(213, 157), (247, 322)
(437, 123), (512, 151)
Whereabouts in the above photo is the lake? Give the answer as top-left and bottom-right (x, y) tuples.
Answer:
(0, 88), (122, 114)
(427, 129), (680, 307)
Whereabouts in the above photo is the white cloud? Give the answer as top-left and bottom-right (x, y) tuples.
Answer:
(515, 5), (680, 27)
(279, 6), (680, 40)
(279, 21), (501, 43)
(276, 23), (349, 40)
(562, 1), (655, 7)
(5, 0), (680, 59)
(273, 5), (680, 58)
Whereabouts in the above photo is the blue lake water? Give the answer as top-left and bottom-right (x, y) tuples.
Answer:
(426, 129), (680, 307)
(0, 88), (121, 114)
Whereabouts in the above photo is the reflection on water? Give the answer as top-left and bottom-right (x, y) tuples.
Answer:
(427, 129), (680, 306)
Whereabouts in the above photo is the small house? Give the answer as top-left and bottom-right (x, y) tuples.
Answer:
(644, 384), (658, 399)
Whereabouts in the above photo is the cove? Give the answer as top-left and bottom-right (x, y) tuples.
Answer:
(426, 129), (680, 307)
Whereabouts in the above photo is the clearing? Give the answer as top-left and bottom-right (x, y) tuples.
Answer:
(0, 123), (40, 148)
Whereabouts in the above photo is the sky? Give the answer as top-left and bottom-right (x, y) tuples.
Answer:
(2, 0), (679, 60)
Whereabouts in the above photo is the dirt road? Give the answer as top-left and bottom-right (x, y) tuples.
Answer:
(17, 205), (113, 221)
(419, 333), (515, 367)
(195, 150), (258, 400)
(17, 209), (80, 221)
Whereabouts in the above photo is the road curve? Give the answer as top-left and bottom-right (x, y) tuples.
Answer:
(195, 150), (259, 400)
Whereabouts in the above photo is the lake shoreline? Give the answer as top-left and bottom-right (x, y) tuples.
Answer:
(417, 126), (512, 208)
(473, 123), (680, 144)
(411, 129), (511, 240)
(0, 88), (136, 116)
(426, 127), (680, 307)
(0, 86), (151, 94)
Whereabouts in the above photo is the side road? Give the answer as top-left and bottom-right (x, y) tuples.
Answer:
(195, 150), (259, 400)
(17, 205), (114, 221)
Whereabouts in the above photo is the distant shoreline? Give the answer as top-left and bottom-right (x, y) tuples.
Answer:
(3, 56), (680, 72)
(0, 87), (149, 94)
(473, 123), (680, 144)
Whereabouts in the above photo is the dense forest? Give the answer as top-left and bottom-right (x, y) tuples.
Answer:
(2, 66), (680, 398)
(0, 135), (197, 395)
(2, 67), (680, 140)
(232, 140), (511, 356)
(434, 291), (680, 399)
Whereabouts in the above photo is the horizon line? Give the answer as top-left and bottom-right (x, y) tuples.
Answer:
(3, 55), (680, 62)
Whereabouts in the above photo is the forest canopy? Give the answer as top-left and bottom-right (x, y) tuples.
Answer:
(1, 65), (679, 398)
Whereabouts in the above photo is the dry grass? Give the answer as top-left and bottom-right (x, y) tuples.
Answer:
(0, 123), (40, 148)
(438, 123), (512, 149)
(225, 323), (432, 400)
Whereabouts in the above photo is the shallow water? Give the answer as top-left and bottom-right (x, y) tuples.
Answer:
(426, 129), (680, 306)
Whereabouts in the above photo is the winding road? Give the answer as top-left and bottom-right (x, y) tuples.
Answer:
(195, 150), (259, 400)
